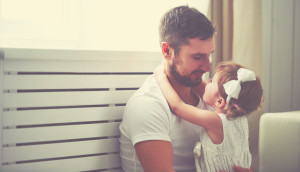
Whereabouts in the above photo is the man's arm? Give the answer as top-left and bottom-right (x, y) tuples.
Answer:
(135, 140), (175, 172)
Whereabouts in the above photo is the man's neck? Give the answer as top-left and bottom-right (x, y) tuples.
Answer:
(168, 77), (199, 106)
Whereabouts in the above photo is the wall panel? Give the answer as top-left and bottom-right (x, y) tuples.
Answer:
(0, 48), (161, 171)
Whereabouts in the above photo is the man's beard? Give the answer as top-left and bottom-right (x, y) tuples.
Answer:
(170, 62), (203, 87)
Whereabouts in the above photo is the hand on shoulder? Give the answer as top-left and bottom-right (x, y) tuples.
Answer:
(154, 63), (167, 82)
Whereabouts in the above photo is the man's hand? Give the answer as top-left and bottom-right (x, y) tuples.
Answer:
(233, 165), (253, 172)
(220, 165), (253, 172)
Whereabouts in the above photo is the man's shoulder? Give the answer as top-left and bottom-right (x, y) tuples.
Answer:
(121, 76), (174, 139)
(128, 75), (165, 105)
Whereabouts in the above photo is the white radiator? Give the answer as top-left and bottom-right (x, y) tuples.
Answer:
(0, 48), (161, 172)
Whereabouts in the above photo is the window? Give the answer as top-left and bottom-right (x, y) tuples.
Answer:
(0, 0), (210, 52)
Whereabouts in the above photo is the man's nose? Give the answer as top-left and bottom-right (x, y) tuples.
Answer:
(201, 56), (211, 72)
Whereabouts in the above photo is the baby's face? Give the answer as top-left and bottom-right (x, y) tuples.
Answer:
(203, 72), (220, 107)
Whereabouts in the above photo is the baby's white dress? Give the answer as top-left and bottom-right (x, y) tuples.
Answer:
(194, 113), (252, 172)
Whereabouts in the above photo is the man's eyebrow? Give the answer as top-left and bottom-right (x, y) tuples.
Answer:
(191, 53), (206, 56)
(191, 51), (215, 56)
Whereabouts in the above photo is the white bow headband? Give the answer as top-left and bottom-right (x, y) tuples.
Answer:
(223, 68), (256, 106)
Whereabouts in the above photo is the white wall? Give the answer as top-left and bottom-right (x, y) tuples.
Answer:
(0, 0), (210, 52)
(0, 51), (4, 172)
(263, 0), (300, 113)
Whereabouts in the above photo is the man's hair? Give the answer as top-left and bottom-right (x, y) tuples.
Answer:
(159, 5), (215, 55)
(216, 61), (263, 119)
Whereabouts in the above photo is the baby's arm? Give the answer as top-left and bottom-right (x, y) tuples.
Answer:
(154, 66), (219, 130)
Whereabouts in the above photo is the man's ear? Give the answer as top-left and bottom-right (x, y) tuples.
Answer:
(161, 42), (172, 60)
(215, 97), (226, 108)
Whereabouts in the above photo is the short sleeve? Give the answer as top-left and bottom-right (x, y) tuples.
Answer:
(123, 95), (172, 146)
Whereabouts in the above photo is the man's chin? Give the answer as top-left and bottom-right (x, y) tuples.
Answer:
(170, 64), (202, 87)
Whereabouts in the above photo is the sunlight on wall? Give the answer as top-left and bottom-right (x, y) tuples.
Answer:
(0, 0), (210, 52)
(1, 0), (64, 21)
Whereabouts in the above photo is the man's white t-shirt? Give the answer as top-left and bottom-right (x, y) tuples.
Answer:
(119, 75), (208, 172)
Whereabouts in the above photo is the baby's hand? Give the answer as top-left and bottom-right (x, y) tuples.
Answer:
(154, 63), (167, 81)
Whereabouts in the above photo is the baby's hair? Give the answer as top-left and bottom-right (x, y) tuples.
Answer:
(215, 61), (263, 119)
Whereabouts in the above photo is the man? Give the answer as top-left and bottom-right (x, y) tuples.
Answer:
(119, 6), (252, 172)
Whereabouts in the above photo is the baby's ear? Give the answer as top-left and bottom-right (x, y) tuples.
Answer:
(215, 97), (226, 108)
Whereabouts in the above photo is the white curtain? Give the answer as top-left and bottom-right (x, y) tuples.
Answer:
(210, 0), (233, 75)
(210, 0), (263, 171)
(232, 2), (262, 171)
